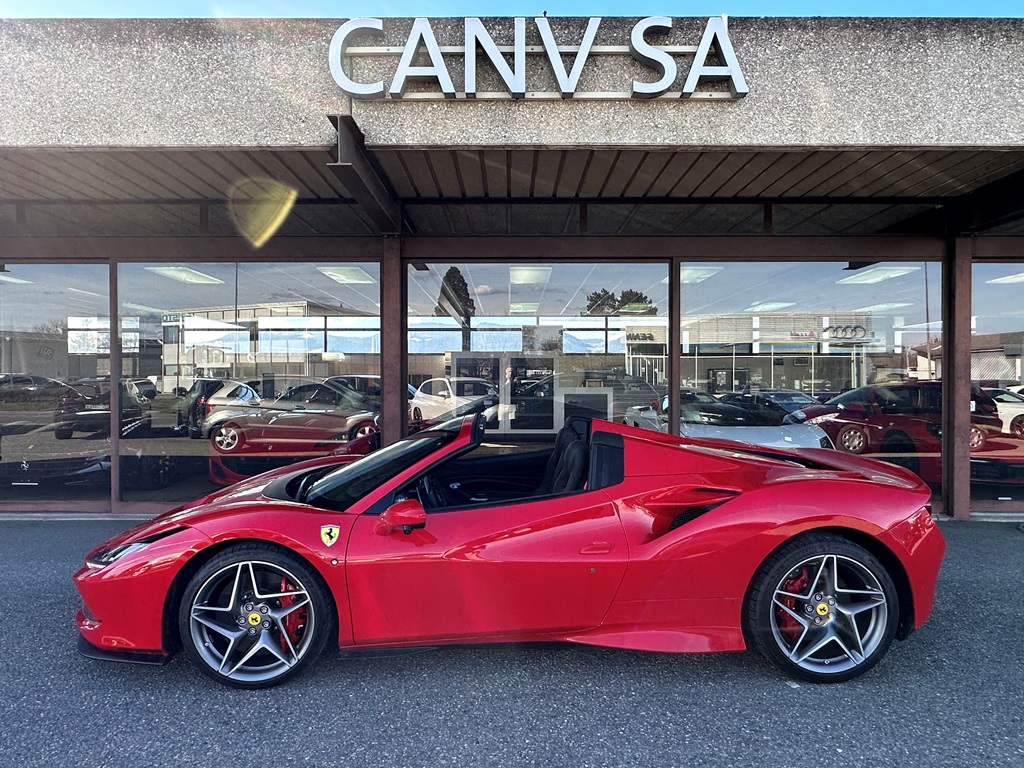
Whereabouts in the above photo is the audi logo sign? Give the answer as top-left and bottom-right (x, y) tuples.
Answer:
(824, 325), (868, 339)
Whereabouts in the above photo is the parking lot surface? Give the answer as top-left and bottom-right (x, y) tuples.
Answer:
(1, 518), (1022, 767)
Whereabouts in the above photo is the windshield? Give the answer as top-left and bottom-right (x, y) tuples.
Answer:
(304, 428), (459, 512)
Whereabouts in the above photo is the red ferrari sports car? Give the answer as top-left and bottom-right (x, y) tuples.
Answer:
(74, 414), (945, 688)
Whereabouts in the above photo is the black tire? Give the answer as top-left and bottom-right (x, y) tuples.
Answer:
(836, 424), (868, 454)
(137, 454), (178, 490)
(881, 433), (921, 477)
(178, 543), (334, 689)
(54, 426), (73, 440)
(412, 407), (422, 422)
(744, 533), (899, 683)
(1011, 416), (1024, 438)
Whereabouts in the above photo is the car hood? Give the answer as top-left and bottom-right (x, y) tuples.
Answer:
(685, 402), (752, 423)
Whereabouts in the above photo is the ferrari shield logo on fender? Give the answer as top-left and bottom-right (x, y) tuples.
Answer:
(320, 524), (340, 547)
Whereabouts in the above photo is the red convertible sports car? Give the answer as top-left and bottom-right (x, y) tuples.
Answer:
(74, 414), (945, 689)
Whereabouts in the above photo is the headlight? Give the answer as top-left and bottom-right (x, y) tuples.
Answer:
(86, 542), (150, 568)
(85, 527), (184, 569)
(791, 410), (806, 421)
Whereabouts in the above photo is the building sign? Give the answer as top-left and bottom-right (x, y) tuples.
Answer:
(330, 15), (747, 101)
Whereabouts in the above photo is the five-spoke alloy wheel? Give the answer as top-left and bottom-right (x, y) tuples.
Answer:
(211, 423), (244, 453)
(178, 544), (333, 688)
(745, 533), (899, 683)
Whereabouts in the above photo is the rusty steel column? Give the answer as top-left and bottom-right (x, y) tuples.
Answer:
(379, 237), (407, 446)
(942, 237), (972, 520)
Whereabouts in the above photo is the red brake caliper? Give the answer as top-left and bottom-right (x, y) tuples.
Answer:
(279, 578), (307, 648)
(776, 567), (809, 641)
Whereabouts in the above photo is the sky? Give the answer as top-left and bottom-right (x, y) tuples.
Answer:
(1, 0), (1023, 17)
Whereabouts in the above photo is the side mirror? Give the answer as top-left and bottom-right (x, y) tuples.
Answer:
(374, 499), (427, 536)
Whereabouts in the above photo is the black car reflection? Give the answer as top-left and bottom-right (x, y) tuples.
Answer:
(53, 379), (152, 439)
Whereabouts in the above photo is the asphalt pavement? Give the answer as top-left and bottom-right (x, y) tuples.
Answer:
(0, 518), (1022, 768)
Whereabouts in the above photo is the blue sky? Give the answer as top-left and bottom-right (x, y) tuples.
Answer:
(1, 0), (1022, 17)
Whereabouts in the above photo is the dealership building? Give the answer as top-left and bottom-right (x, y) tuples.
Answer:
(1, 14), (1024, 519)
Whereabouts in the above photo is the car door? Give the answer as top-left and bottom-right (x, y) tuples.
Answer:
(260, 384), (354, 453)
(345, 491), (629, 644)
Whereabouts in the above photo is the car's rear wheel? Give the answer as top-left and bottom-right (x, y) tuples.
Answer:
(968, 425), (986, 450)
(744, 533), (898, 683)
(412, 407), (423, 421)
(836, 424), (868, 454)
(1011, 415), (1024, 437)
(54, 426), (73, 440)
(178, 544), (333, 689)
(211, 423), (244, 453)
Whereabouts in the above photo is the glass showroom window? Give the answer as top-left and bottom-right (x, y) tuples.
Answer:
(0, 264), (111, 505)
(970, 262), (1024, 505)
(407, 262), (669, 438)
(117, 262), (381, 502)
(675, 262), (945, 503)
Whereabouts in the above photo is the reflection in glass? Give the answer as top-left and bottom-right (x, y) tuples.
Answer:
(407, 263), (669, 438)
(674, 262), (946, 502)
(117, 262), (381, 502)
(0, 265), (112, 502)
(969, 263), (1024, 505)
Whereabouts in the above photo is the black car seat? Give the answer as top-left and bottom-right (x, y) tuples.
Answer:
(547, 439), (589, 495)
(534, 423), (581, 495)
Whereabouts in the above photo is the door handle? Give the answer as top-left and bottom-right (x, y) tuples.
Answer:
(579, 541), (611, 554)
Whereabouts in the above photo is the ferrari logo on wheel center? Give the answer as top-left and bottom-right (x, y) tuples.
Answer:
(815, 603), (830, 616)
(247, 612), (262, 626)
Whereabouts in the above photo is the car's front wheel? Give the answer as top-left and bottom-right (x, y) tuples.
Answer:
(744, 533), (899, 683)
(178, 544), (334, 689)
(349, 421), (377, 441)
(211, 423), (244, 453)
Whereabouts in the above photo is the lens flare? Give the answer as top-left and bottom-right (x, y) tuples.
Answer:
(227, 177), (297, 249)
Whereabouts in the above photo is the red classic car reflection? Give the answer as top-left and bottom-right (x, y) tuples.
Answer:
(785, 381), (1002, 483)
(207, 387), (497, 486)
(77, 414), (944, 690)
(205, 380), (377, 463)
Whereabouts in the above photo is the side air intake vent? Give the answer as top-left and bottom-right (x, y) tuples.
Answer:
(668, 503), (725, 532)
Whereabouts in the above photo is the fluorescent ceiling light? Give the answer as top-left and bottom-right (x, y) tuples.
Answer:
(509, 302), (540, 314)
(986, 271), (1024, 284)
(853, 302), (913, 312)
(145, 266), (224, 285)
(836, 266), (919, 284)
(509, 267), (552, 285)
(0, 273), (32, 284)
(68, 287), (104, 297)
(676, 266), (724, 284)
(620, 303), (655, 314)
(744, 301), (795, 312)
(318, 266), (376, 284)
